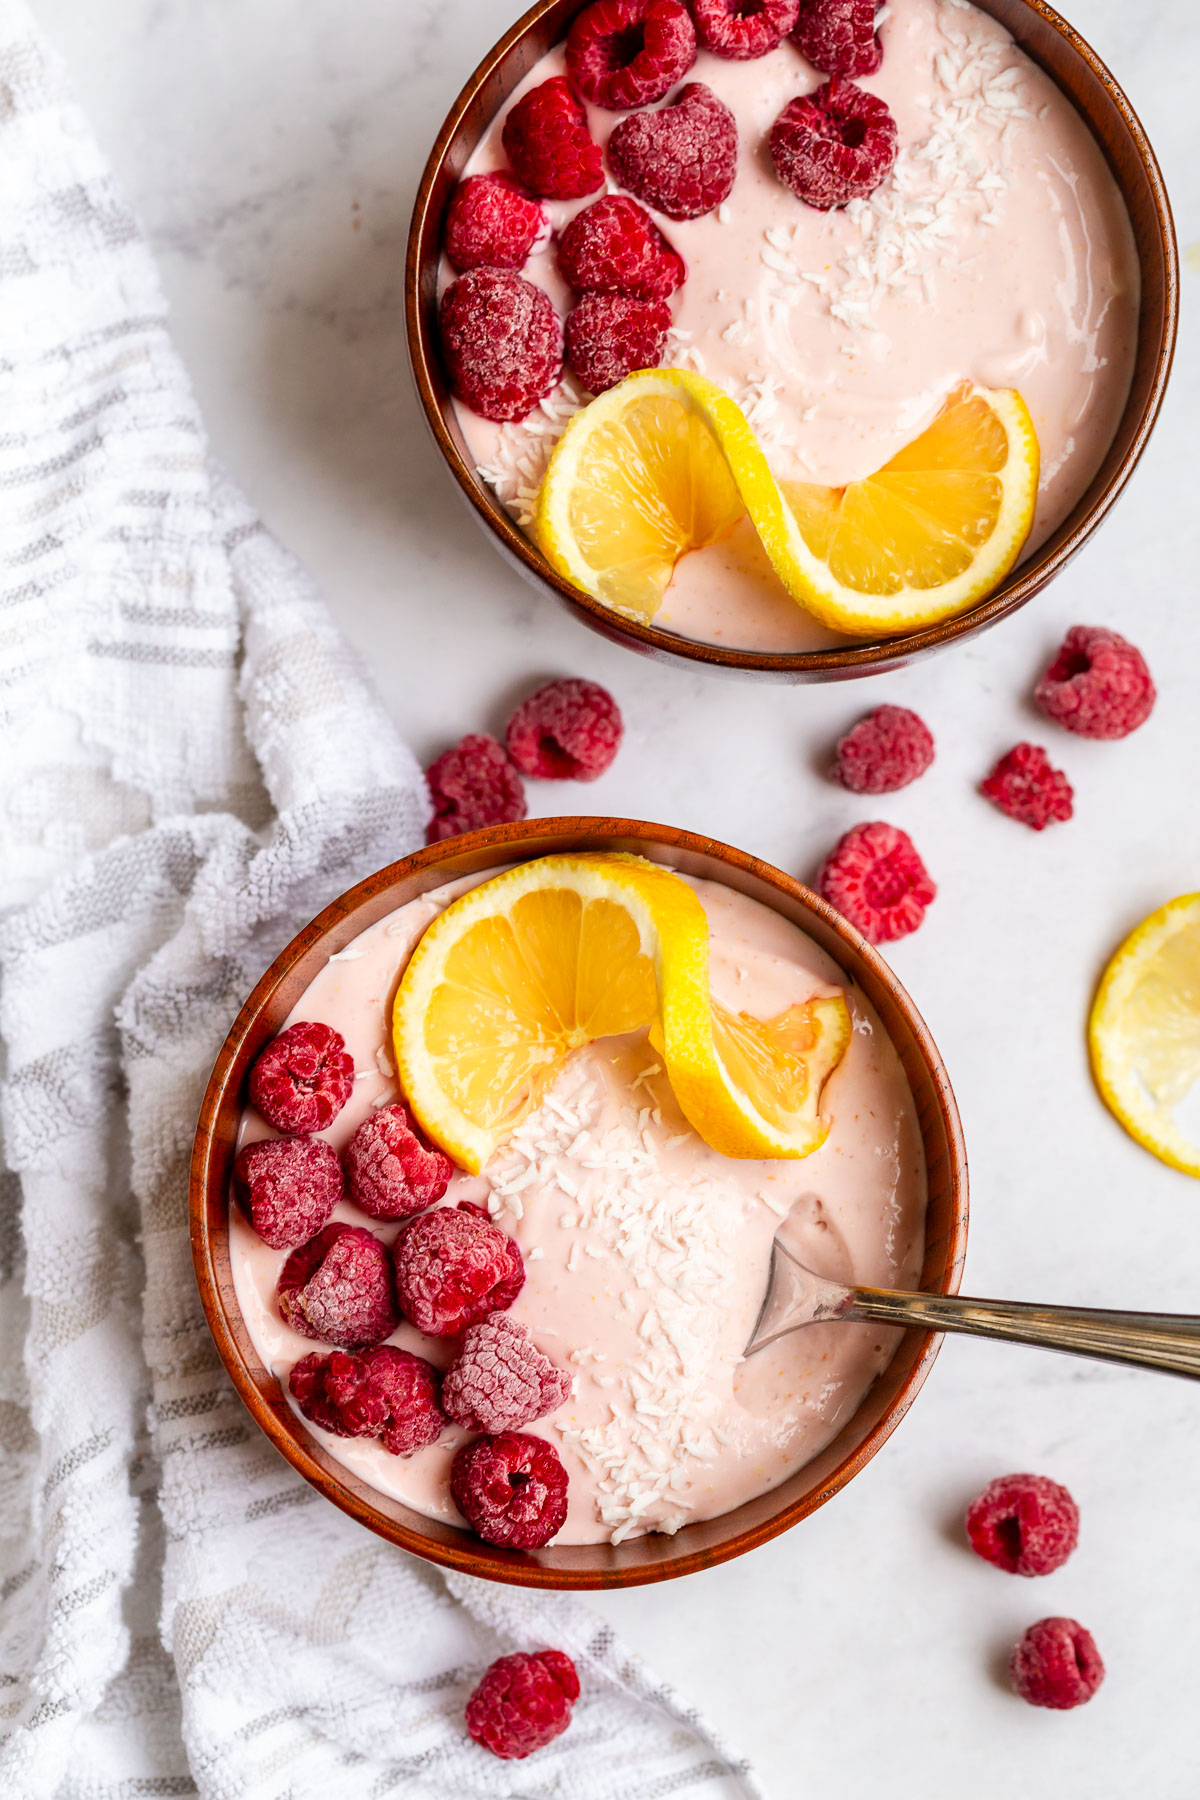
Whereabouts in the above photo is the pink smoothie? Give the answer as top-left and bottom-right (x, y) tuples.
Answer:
(449, 0), (1139, 652)
(230, 871), (926, 1546)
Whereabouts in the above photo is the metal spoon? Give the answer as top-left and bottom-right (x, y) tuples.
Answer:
(745, 1237), (1200, 1378)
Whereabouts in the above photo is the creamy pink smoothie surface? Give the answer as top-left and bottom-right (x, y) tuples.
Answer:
(231, 871), (927, 1546)
(448, 0), (1139, 653)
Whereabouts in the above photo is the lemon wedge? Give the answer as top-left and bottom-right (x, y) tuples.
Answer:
(1089, 895), (1200, 1179)
(392, 852), (851, 1173)
(534, 370), (1039, 638)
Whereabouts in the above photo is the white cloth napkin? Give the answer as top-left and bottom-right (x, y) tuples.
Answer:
(0, 7), (764, 1796)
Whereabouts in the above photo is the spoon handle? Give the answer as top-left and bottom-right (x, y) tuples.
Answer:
(846, 1288), (1200, 1380)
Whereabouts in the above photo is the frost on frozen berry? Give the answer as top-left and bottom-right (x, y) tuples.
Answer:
(980, 743), (1073, 831)
(556, 195), (685, 301)
(1010, 1617), (1105, 1710)
(289, 1345), (446, 1454)
(277, 1223), (398, 1350)
(439, 270), (563, 424)
(566, 0), (697, 111)
(506, 678), (623, 781)
(443, 1314), (572, 1433)
(1034, 624), (1156, 740)
(607, 82), (738, 220)
(501, 77), (604, 200)
(451, 1430), (569, 1549)
(425, 733), (527, 843)
(966, 1473), (1080, 1578)
(444, 172), (548, 274)
(770, 78), (897, 210)
(565, 292), (672, 395)
(792, 0), (883, 77)
(248, 1020), (355, 1135)
(344, 1102), (455, 1221)
(692, 0), (800, 59)
(233, 1135), (343, 1251)
(832, 705), (934, 794)
(817, 820), (936, 944)
(465, 1650), (580, 1759)
(394, 1201), (525, 1337)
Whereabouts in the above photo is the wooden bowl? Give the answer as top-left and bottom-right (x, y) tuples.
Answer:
(406, 0), (1177, 682)
(190, 818), (968, 1590)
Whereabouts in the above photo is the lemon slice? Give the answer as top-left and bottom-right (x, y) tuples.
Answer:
(392, 852), (851, 1173)
(534, 370), (1039, 638)
(1089, 895), (1200, 1179)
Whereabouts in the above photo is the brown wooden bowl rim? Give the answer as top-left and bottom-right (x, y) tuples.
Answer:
(190, 817), (969, 1589)
(404, 0), (1178, 680)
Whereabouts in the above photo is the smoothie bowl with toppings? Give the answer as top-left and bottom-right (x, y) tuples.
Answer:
(407, 0), (1176, 678)
(191, 820), (968, 1588)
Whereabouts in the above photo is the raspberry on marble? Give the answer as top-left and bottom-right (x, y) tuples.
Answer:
(980, 743), (1073, 830)
(505, 678), (623, 781)
(966, 1473), (1080, 1577)
(832, 705), (934, 794)
(1010, 1618), (1105, 1710)
(816, 820), (936, 943)
(1034, 625), (1156, 740)
(233, 1135), (342, 1250)
(425, 733), (527, 844)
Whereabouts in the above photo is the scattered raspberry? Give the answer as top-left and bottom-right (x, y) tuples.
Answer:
(465, 1650), (579, 1759)
(792, 0), (883, 77)
(607, 82), (738, 220)
(980, 743), (1073, 831)
(566, 0), (697, 111)
(233, 1136), (343, 1251)
(289, 1344), (446, 1454)
(451, 1430), (569, 1549)
(443, 1315), (572, 1433)
(1010, 1618), (1105, 1710)
(966, 1473), (1080, 1577)
(394, 1202), (525, 1337)
(425, 733), (527, 844)
(249, 1021), (355, 1136)
(439, 269), (562, 424)
(344, 1102), (455, 1221)
(277, 1223), (398, 1350)
(693, 0), (800, 58)
(1034, 624), (1156, 740)
(832, 705), (935, 794)
(501, 77), (605, 200)
(817, 820), (936, 943)
(565, 292), (672, 395)
(505, 678), (623, 781)
(443, 172), (548, 274)
(769, 78), (897, 210)
(557, 195), (685, 300)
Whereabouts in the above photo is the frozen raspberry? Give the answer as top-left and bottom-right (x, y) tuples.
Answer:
(443, 1315), (572, 1433)
(770, 78), (897, 209)
(693, 0), (800, 58)
(566, 0), (696, 111)
(557, 195), (685, 300)
(344, 1102), (455, 1221)
(608, 82), (738, 220)
(439, 270), (563, 424)
(1034, 624), (1156, 740)
(1010, 1618), (1105, 1710)
(565, 292), (672, 395)
(394, 1202), (524, 1338)
(248, 1021), (355, 1135)
(451, 1430), (569, 1549)
(792, 0), (883, 77)
(505, 678), (623, 781)
(444, 172), (548, 274)
(832, 705), (934, 794)
(233, 1136), (343, 1250)
(966, 1473), (1080, 1577)
(289, 1345), (446, 1454)
(425, 733), (527, 844)
(465, 1650), (580, 1759)
(277, 1223), (398, 1350)
(501, 77), (604, 201)
(981, 743), (1073, 831)
(817, 821), (936, 944)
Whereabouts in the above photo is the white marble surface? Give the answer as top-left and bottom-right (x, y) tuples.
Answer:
(33, 0), (1199, 1791)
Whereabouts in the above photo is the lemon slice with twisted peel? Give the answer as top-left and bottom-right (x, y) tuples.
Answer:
(534, 369), (1039, 638)
(393, 852), (851, 1173)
